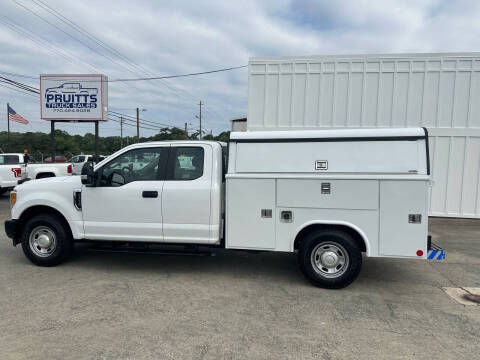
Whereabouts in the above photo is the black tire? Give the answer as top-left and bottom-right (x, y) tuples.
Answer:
(21, 214), (73, 266)
(298, 229), (362, 289)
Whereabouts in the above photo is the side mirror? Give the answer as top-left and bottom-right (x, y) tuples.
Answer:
(110, 172), (125, 187)
(81, 161), (96, 186)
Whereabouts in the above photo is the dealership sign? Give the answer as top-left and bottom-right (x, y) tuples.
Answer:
(40, 74), (108, 121)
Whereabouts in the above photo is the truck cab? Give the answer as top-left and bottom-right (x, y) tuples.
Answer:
(79, 141), (224, 244)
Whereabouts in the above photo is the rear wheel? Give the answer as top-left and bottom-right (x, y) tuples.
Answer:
(21, 214), (73, 266)
(298, 229), (362, 289)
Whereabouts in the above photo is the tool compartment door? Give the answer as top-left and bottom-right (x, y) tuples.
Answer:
(226, 178), (276, 250)
(379, 180), (428, 257)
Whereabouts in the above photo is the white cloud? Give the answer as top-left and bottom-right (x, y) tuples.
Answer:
(0, 0), (479, 137)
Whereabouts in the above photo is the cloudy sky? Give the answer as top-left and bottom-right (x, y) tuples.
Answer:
(0, 0), (479, 137)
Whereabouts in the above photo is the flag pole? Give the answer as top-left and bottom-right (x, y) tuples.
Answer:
(7, 103), (9, 152)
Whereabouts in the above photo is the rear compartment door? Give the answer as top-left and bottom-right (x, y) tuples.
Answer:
(379, 180), (428, 257)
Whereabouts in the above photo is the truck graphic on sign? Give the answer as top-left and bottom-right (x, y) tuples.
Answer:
(44, 82), (98, 109)
(45, 82), (98, 97)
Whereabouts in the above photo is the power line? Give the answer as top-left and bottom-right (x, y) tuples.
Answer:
(0, 15), (103, 74)
(17, 0), (200, 106)
(1, 10), (148, 96)
(0, 82), (38, 97)
(46, 65), (248, 82)
(0, 77), (39, 93)
(5, 2), (241, 124)
(30, 0), (199, 103)
(108, 116), (162, 132)
(108, 110), (177, 128)
(108, 65), (248, 82)
(0, 71), (38, 79)
(0, 76), (182, 131)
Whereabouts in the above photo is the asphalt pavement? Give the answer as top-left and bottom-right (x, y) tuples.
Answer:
(0, 193), (478, 359)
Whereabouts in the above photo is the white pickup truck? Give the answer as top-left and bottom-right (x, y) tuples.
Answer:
(0, 154), (27, 194)
(69, 154), (106, 175)
(0, 153), (72, 183)
(4, 128), (445, 288)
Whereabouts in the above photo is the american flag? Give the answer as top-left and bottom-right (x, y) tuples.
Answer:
(8, 104), (29, 125)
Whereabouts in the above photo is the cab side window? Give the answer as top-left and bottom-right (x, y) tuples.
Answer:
(0, 155), (19, 164)
(98, 148), (164, 187)
(170, 147), (204, 181)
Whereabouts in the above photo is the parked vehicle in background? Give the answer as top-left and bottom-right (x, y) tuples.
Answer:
(0, 153), (72, 181)
(44, 156), (68, 163)
(0, 154), (27, 194)
(5, 128), (445, 289)
(69, 155), (106, 175)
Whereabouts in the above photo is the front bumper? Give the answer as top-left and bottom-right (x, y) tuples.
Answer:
(5, 219), (21, 246)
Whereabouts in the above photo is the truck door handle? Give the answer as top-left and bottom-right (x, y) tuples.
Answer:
(142, 191), (158, 198)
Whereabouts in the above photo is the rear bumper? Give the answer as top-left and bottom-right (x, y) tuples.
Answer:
(4, 219), (21, 246)
(1, 180), (18, 188)
(427, 236), (446, 260)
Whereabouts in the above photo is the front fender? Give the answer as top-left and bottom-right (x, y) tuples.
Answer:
(12, 189), (83, 238)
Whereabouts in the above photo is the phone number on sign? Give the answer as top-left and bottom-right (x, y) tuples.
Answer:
(52, 109), (92, 113)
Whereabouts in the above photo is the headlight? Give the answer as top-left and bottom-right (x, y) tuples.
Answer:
(10, 191), (16, 207)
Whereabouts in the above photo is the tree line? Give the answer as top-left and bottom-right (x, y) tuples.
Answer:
(0, 128), (230, 160)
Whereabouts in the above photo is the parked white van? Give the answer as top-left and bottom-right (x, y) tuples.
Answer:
(5, 128), (445, 288)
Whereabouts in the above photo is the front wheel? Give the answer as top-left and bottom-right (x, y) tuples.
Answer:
(21, 214), (73, 266)
(298, 229), (362, 289)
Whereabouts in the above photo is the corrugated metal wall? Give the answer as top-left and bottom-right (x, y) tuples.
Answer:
(247, 53), (480, 218)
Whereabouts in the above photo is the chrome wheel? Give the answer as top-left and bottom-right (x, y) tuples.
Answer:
(310, 242), (349, 278)
(29, 226), (57, 258)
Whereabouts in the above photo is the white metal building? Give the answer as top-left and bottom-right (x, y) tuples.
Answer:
(247, 53), (480, 218)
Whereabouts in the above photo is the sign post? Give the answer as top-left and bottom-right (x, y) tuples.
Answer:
(40, 74), (108, 163)
(50, 121), (55, 163)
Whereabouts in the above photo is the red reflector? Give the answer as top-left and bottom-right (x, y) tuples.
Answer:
(416, 250), (424, 257)
(67, 164), (72, 174)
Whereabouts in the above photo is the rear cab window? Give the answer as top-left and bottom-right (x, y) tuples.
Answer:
(0, 155), (20, 165)
(169, 147), (204, 181)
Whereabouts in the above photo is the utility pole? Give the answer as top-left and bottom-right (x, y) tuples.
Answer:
(198, 101), (203, 140)
(184, 122), (188, 139)
(136, 107), (140, 143)
(6, 103), (10, 152)
(120, 116), (123, 148)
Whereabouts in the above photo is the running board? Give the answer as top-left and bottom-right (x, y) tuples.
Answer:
(87, 245), (214, 257)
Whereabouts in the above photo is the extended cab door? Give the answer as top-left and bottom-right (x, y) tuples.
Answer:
(162, 145), (213, 243)
(81, 146), (168, 241)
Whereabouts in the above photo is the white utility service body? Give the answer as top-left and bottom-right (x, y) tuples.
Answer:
(5, 128), (444, 288)
(227, 128), (429, 257)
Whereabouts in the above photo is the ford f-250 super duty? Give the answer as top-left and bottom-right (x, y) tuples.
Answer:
(4, 128), (445, 288)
